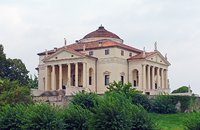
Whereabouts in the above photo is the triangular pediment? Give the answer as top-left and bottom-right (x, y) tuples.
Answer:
(146, 52), (170, 66)
(43, 48), (86, 62)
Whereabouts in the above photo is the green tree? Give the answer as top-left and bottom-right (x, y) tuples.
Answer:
(0, 44), (8, 78)
(29, 74), (38, 89)
(0, 78), (33, 107)
(0, 44), (29, 85)
(171, 86), (192, 94)
(105, 81), (151, 111)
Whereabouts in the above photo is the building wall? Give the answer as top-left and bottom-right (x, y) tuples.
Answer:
(37, 46), (170, 95)
(81, 47), (138, 60)
(96, 57), (128, 94)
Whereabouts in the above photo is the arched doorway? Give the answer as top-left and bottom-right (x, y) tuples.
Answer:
(89, 68), (94, 85)
(132, 69), (139, 87)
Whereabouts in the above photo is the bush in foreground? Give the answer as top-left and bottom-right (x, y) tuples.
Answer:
(88, 91), (155, 130)
(151, 93), (177, 114)
(23, 103), (62, 129)
(70, 91), (99, 110)
(59, 104), (91, 130)
(182, 111), (200, 130)
(132, 94), (151, 112)
(0, 104), (26, 129)
(106, 81), (151, 111)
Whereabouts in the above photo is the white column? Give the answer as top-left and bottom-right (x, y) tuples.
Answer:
(147, 65), (150, 89)
(157, 67), (160, 89)
(45, 66), (48, 90)
(165, 69), (168, 88)
(67, 63), (71, 86)
(83, 62), (86, 87)
(59, 64), (62, 90)
(152, 66), (155, 89)
(52, 65), (56, 90)
(142, 64), (146, 89)
(75, 62), (78, 87)
(161, 68), (164, 89)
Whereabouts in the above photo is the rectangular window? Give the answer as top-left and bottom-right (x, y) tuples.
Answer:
(129, 53), (132, 57)
(89, 51), (93, 55)
(134, 80), (136, 86)
(121, 76), (124, 85)
(89, 76), (92, 85)
(105, 75), (109, 85)
(105, 49), (109, 55)
(121, 50), (124, 56)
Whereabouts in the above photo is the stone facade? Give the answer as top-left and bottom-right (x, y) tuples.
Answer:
(36, 25), (170, 96)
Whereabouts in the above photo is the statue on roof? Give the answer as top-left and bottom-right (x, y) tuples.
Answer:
(165, 53), (167, 60)
(154, 41), (157, 51)
(64, 38), (67, 48)
(45, 49), (48, 57)
(142, 47), (146, 58)
(188, 85), (191, 93)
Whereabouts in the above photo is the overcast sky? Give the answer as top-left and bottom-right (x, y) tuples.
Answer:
(1, 0), (200, 94)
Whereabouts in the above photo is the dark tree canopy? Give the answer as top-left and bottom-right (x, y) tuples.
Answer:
(0, 45), (8, 78)
(171, 86), (192, 94)
(0, 44), (29, 85)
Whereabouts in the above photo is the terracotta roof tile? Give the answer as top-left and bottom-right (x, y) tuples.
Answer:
(68, 40), (142, 53)
(38, 40), (142, 56)
(128, 52), (156, 60)
(38, 47), (97, 59)
(83, 26), (120, 39)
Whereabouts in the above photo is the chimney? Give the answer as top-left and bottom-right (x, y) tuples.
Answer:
(99, 42), (102, 47)
(75, 40), (79, 44)
(54, 47), (57, 52)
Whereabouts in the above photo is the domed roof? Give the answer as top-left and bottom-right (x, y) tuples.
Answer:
(83, 25), (120, 39)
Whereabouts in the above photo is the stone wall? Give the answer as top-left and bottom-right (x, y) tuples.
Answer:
(33, 94), (72, 107)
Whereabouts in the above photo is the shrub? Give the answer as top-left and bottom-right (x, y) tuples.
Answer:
(172, 86), (192, 93)
(171, 95), (195, 112)
(88, 91), (155, 130)
(105, 81), (142, 97)
(182, 111), (200, 130)
(132, 94), (151, 112)
(151, 93), (177, 114)
(106, 80), (151, 111)
(0, 104), (27, 129)
(23, 103), (62, 129)
(59, 104), (91, 130)
(70, 91), (99, 109)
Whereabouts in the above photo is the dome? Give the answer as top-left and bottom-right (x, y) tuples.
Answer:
(83, 25), (120, 39)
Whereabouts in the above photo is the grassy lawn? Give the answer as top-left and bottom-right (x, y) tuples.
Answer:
(150, 113), (190, 130)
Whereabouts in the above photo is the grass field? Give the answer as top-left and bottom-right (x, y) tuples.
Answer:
(150, 113), (190, 130)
